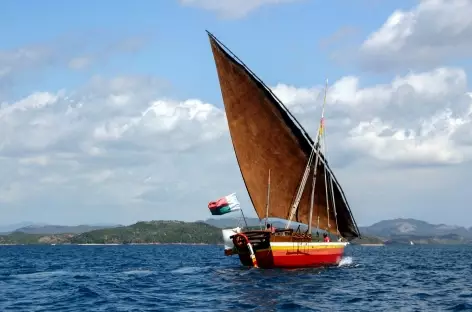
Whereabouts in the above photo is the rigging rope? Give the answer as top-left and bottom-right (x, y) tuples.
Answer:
(308, 147), (321, 234)
(287, 78), (341, 241)
(286, 143), (316, 228)
(329, 174), (341, 237)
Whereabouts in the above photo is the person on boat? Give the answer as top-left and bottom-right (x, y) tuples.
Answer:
(266, 223), (276, 233)
(323, 233), (330, 242)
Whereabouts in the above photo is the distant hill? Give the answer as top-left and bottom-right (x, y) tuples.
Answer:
(0, 222), (46, 234)
(14, 224), (121, 235)
(204, 217), (472, 245)
(0, 223), (121, 235)
(70, 221), (222, 244)
(202, 217), (261, 228)
(0, 220), (223, 245)
(203, 217), (304, 231)
(350, 235), (385, 245)
(359, 218), (472, 239)
(384, 233), (472, 245)
(1, 218), (471, 245)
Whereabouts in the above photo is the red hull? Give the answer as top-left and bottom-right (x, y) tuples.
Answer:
(237, 242), (346, 269)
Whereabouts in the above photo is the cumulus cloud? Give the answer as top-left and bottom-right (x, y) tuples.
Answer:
(1, 64), (471, 226)
(0, 74), (237, 224)
(178, 0), (301, 19)
(359, 0), (472, 71)
(273, 67), (472, 166)
(3, 0), (472, 226)
(272, 68), (472, 225)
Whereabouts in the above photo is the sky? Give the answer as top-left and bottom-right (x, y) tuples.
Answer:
(1, 0), (471, 227)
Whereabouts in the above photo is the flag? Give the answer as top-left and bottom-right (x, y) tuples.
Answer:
(208, 193), (241, 215)
(318, 117), (325, 136)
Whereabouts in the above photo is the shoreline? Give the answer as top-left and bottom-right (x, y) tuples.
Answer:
(77, 243), (219, 246)
(0, 243), (223, 246)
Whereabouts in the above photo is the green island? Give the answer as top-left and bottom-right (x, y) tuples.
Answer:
(349, 234), (472, 246)
(349, 235), (385, 246)
(0, 221), (223, 245)
(0, 219), (471, 245)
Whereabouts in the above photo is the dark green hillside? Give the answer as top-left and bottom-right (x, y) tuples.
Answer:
(70, 221), (223, 244)
(1, 218), (470, 245)
(350, 235), (385, 245)
(0, 232), (44, 244)
(15, 224), (120, 234)
(0, 231), (73, 244)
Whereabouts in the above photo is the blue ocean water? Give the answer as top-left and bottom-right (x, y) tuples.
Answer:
(0, 245), (471, 311)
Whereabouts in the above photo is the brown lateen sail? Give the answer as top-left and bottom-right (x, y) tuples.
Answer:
(207, 31), (360, 241)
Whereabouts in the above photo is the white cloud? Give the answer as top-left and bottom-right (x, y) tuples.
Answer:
(4, 0), (472, 229)
(359, 0), (472, 71)
(0, 75), (235, 224)
(178, 0), (301, 19)
(273, 67), (472, 166)
(1, 65), (471, 226)
(347, 112), (466, 165)
(272, 67), (471, 225)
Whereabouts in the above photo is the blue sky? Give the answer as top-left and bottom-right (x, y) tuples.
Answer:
(1, 0), (471, 228)
(1, 0), (416, 102)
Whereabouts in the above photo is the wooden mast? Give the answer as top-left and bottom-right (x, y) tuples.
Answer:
(308, 79), (329, 234)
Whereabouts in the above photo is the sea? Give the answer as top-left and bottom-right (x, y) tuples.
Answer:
(0, 244), (471, 311)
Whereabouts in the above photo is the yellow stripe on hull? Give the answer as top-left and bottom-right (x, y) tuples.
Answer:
(270, 242), (347, 251)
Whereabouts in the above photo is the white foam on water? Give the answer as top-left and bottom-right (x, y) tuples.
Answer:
(170, 266), (206, 274)
(338, 256), (353, 267)
(122, 269), (153, 275)
(15, 270), (70, 279)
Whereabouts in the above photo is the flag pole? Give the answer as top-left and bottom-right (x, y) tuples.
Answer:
(264, 169), (271, 227)
(240, 209), (248, 228)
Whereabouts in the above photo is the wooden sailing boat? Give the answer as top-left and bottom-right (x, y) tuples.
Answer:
(206, 31), (361, 269)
